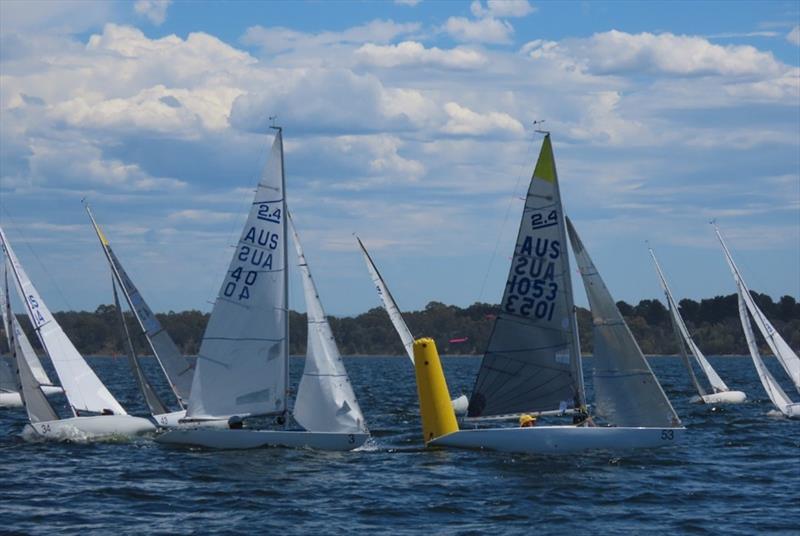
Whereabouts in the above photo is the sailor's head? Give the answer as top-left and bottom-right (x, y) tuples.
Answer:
(519, 414), (536, 427)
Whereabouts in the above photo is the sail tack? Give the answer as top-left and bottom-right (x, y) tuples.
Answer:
(567, 219), (680, 428)
(468, 134), (582, 418)
(186, 130), (288, 420)
(290, 215), (366, 434)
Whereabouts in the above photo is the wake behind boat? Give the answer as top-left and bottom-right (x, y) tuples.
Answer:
(410, 133), (684, 455)
(156, 127), (368, 450)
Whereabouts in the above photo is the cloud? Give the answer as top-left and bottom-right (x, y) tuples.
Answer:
(134, 0), (172, 26)
(471, 0), (534, 18)
(0, 0), (113, 35)
(525, 30), (784, 77)
(441, 102), (524, 136)
(394, 0), (421, 5)
(355, 41), (487, 69)
(241, 19), (420, 54)
(443, 16), (513, 44)
(788, 25), (800, 46)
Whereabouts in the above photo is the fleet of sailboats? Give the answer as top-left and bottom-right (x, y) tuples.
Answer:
(0, 128), (796, 451)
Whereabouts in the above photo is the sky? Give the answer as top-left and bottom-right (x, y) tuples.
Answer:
(0, 0), (798, 317)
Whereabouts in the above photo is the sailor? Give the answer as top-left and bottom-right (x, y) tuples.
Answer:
(519, 414), (536, 428)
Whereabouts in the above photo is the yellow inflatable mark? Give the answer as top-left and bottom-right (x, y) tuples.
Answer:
(413, 337), (459, 445)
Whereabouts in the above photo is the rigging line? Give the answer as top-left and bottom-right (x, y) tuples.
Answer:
(475, 129), (543, 305)
(0, 204), (75, 312)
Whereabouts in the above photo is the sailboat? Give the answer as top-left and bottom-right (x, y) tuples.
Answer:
(0, 227), (155, 439)
(156, 128), (369, 450)
(648, 247), (746, 404)
(411, 133), (684, 454)
(85, 204), (195, 428)
(0, 269), (63, 408)
(355, 236), (469, 414)
(714, 224), (800, 418)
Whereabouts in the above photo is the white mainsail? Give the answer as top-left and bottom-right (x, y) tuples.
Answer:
(714, 224), (800, 393)
(186, 130), (288, 420)
(649, 248), (730, 394)
(289, 214), (367, 434)
(567, 219), (680, 428)
(86, 205), (193, 406)
(737, 285), (797, 417)
(0, 226), (127, 416)
(356, 236), (415, 363)
(468, 134), (584, 418)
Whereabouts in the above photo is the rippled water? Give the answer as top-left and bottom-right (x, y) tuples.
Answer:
(1, 355), (798, 535)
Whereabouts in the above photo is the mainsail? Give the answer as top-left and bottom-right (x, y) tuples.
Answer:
(86, 205), (193, 405)
(356, 236), (415, 362)
(186, 129), (288, 420)
(468, 134), (583, 418)
(714, 224), (800, 393)
(289, 214), (367, 434)
(649, 248), (730, 394)
(567, 218), (680, 428)
(0, 226), (127, 416)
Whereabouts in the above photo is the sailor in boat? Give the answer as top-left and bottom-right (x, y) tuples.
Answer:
(519, 414), (536, 428)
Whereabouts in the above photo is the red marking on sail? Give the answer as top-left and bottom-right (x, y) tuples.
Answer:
(449, 337), (469, 344)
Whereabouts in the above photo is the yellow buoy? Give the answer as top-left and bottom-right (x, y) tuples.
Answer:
(413, 337), (459, 445)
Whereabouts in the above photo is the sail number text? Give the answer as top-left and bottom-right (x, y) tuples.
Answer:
(223, 225), (280, 301)
(26, 295), (47, 328)
(503, 236), (560, 321)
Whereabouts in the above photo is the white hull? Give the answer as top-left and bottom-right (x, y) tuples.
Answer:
(153, 410), (188, 428)
(41, 385), (64, 395)
(156, 428), (369, 451)
(429, 425), (685, 454)
(0, 385), (65, 408)
(690, 391), (747, 405)
(782, 403), (800, 419)
(24, 415), (156, 440)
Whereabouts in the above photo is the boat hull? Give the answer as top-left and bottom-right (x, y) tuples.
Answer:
(429, 425), (685, 454)
(155, 428), (370, 451)
(784, 403), (800, 419)
(24, 415), (156, 440)
(691, 391), (747, 404)
(1, 386), (65, 408)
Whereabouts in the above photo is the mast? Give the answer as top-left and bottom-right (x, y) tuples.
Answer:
(273, 124), (290, 421)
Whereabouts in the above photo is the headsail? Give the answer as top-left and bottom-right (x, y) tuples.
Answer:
(186, 130), (288, 420)
(85, 205), (193, 406)
(468, 134), (583, 418)
(737, 284), (796, 415)
(4, 265), (59, 423)
(290, 214), (367, 434)
(649, 248), (729, 394)
(0, 226), (127, 416)
(567, 218), (680, 428)
(714, 224), (800, 393)
(356, 236), (415, 363)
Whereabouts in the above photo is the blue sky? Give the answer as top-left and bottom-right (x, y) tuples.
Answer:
(1, 0), (798, 317)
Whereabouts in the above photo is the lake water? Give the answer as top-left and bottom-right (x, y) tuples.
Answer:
(1, 355), (798, 535)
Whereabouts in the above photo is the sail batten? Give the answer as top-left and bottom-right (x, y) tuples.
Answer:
(468, 134), (581, 418)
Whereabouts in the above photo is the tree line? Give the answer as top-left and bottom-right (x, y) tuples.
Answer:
(2, 292), (798, 357)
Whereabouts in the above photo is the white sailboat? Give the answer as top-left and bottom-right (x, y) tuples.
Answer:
(1, 268), (63, 408)
(355, 235), (469, 414)
(85, 204), (194, 427)
(0, 228), (155, 439)
(648, 247), (746, 404)
(714, 224), (800, 417)
(412, 133), (684, 454)
(156, 128), (369, 450)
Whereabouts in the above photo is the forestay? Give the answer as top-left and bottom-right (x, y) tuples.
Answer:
(649, 248), (729, 394)
(567, 219), (680, 428)
(187, 130), (288, 420)
(356, 236), (415, 363)
(715, 225), (800, 393)
(290, 215), (367, 434)
(0, 227), (127, 416)
(87, 207), (193, 404)
(468, 134), (583, 418)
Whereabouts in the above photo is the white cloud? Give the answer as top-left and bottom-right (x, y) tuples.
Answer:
(355, 41), (487, 69)
(0, 0), (112, 34)
(788, 25), (800, 46)
(443, 16), (513, 44)
(441, 102), (524, 136)
(134, 0), (172, 26)
(471, 0), (534, 19)
(394, 0), (421, 5)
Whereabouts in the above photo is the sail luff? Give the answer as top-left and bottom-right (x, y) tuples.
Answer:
(85, 204), (192, 406)
(289, 214), (367, 434)
(567, 218), (680, 428)
(356, 236), (415, 363)
(714, 224), (800, 392)
(0, 226), (126, 416)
